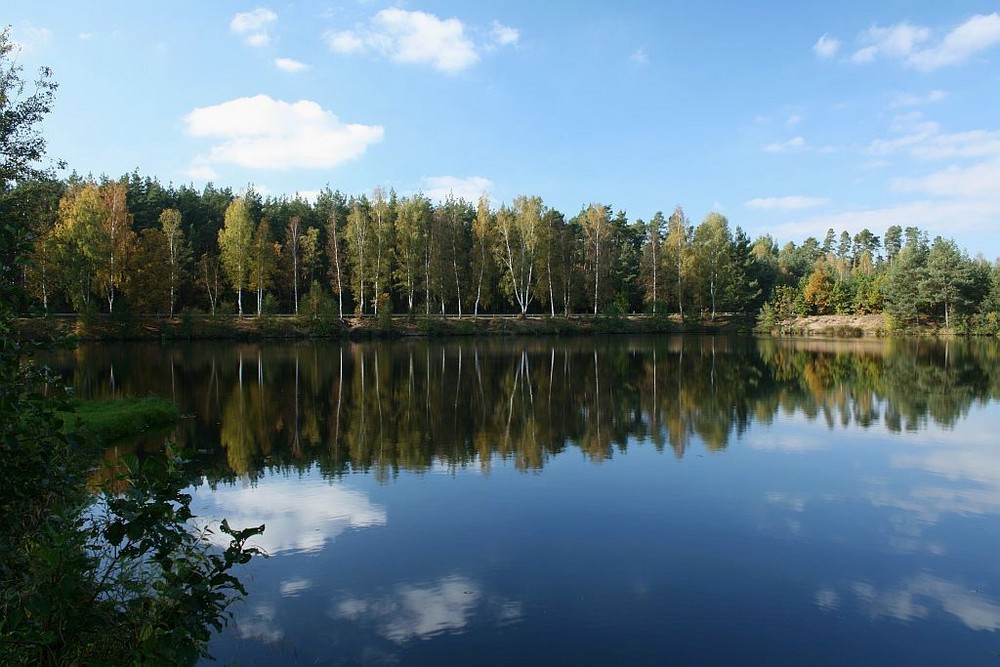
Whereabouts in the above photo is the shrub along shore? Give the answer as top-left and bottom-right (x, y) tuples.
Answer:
(19, 312), (750, 342)
(17, 311), (983, 342)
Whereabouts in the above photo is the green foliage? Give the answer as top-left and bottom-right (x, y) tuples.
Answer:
(0, 35), (264, 664)
(883, 235), (928, 326)
(1, 449), (265, 665)
(755, 301), (777, 332)
(306, 279), (333, 319)
(59, 396), (179, 443)
(802, 267), (834, 315)
(2, 16), (998, 328)
(377, 293), (393, 327)
(262, 292), (280, 315)
(218, 197), (255, 317)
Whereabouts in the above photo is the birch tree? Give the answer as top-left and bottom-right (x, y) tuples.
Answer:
(640, 211), (666, 313)
(471, 194), (496, 316)
(581, 203), (611, 315)
(249, 217), (278, 316)
(394, 194), (430, 315)
(664, 206), (692, 317)
(346, 196), (371, 315)
(218, 197), (255, 316)
(158, 208), (190, 317)
(317, 187), (348, 318)
(370, 187), (394, 317)
(496, 195), (543, 316)
(285, 215), (302, 314)
(97, 180), (135, 313)
(692, 212), (732, 318)
(198, 252), (221, 315)
(53, 182), (106, 311)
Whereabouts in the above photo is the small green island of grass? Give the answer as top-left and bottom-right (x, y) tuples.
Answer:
(60, 396), (180, 444)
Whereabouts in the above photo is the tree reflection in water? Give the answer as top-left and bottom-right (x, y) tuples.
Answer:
(46, 335), (1000, 481)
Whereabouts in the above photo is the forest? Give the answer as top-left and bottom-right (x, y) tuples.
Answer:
(10, 172), (1000, 331)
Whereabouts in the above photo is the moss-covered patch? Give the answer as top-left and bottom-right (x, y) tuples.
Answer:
(60, 397), (179, 444)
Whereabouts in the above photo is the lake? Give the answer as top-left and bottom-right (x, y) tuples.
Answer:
(49, 335), (1000, 665)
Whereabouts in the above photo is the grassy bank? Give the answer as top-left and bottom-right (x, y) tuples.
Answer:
(59, 396), (179, 444)
(18, 312), (749, 342)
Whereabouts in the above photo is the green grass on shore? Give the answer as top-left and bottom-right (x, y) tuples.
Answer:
(59, 397), (179, 444)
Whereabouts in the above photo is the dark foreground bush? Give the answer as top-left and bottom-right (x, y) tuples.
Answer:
(0, 443), (265, 666)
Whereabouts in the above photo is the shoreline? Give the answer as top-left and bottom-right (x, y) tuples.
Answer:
(16, 312), (982, 343)
(18, 312), (745, 342)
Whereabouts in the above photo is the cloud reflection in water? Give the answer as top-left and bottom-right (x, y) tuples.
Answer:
(820, 575), (1000, 632)
(332, 574), (522, 644)
(190, 468), (387, 555)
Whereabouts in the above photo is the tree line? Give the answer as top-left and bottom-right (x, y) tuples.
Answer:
(8, 171), (1000, 329)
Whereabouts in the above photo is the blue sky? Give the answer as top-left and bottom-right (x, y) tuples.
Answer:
(8, 1), (1000, 257)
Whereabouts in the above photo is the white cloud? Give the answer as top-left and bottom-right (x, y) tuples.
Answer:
(246, 33), (270, 48)
(491, 21), (520, 47)
(816, 587), (840, 610)
(326, 9), (517, 73)
(181, 164), (219, 181)
(786, 114), (802, 127)
(280, 578), (312, 597)
(892, 160), (1000, 198)
(327, 30), (365, 54)
(422, 175), (493, 202)
(856, 22), (931, 61)
(849, 13), (1000, 71)
(778, 198), (1000, 242)
(909, 13), (1000, 71)
(12, 26), (53, 55)
(813, 34), (841, 59)
(230, 8), (277, 48)
(844, 575), (1000, 631)
(325, 8), (478, 73)
(745, 196), (829, 211)
(274, 57), (308, 72)
(890, 89), (948, 108)
(190, 469), (387, 555)
(334, 575), (481, 643)
(630, 49), (649, 65)
(866, 114), (1000, 163)
(764, 136), (806, 153)
(746, 432), (830, 452)
(912, 130), (1000, 160)
(184, 94), (384, 171)
(331, 575), (522, 645)
(851, 45), (879, 64)
(234, 603), (284, 643)
(294, 189), (322, 204)
(866, 113), (940, 156)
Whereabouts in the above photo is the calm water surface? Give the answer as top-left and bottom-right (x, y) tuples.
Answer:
(52, 335), (1000, 665)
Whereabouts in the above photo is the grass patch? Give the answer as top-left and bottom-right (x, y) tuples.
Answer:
(60, 397), (179, 444)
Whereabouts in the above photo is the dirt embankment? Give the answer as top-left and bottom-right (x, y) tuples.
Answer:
(775, 314), (889, 337)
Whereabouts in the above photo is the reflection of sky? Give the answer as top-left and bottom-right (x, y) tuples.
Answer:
(194, 393), (1000, 663)
(819, 575), (1000, 633)
(234, 603), (284, 643)
(872, 409), (1000, 524)
(189, 466), (386, 555)
(333, 575), (489, 643)
(754, 406), (1000, 531)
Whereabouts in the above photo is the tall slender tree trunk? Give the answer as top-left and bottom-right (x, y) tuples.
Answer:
(331, 221), (344, 318)
(548, 255), (555, 317)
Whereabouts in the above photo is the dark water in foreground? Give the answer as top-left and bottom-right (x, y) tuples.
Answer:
(51, 336), (1000, 665)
